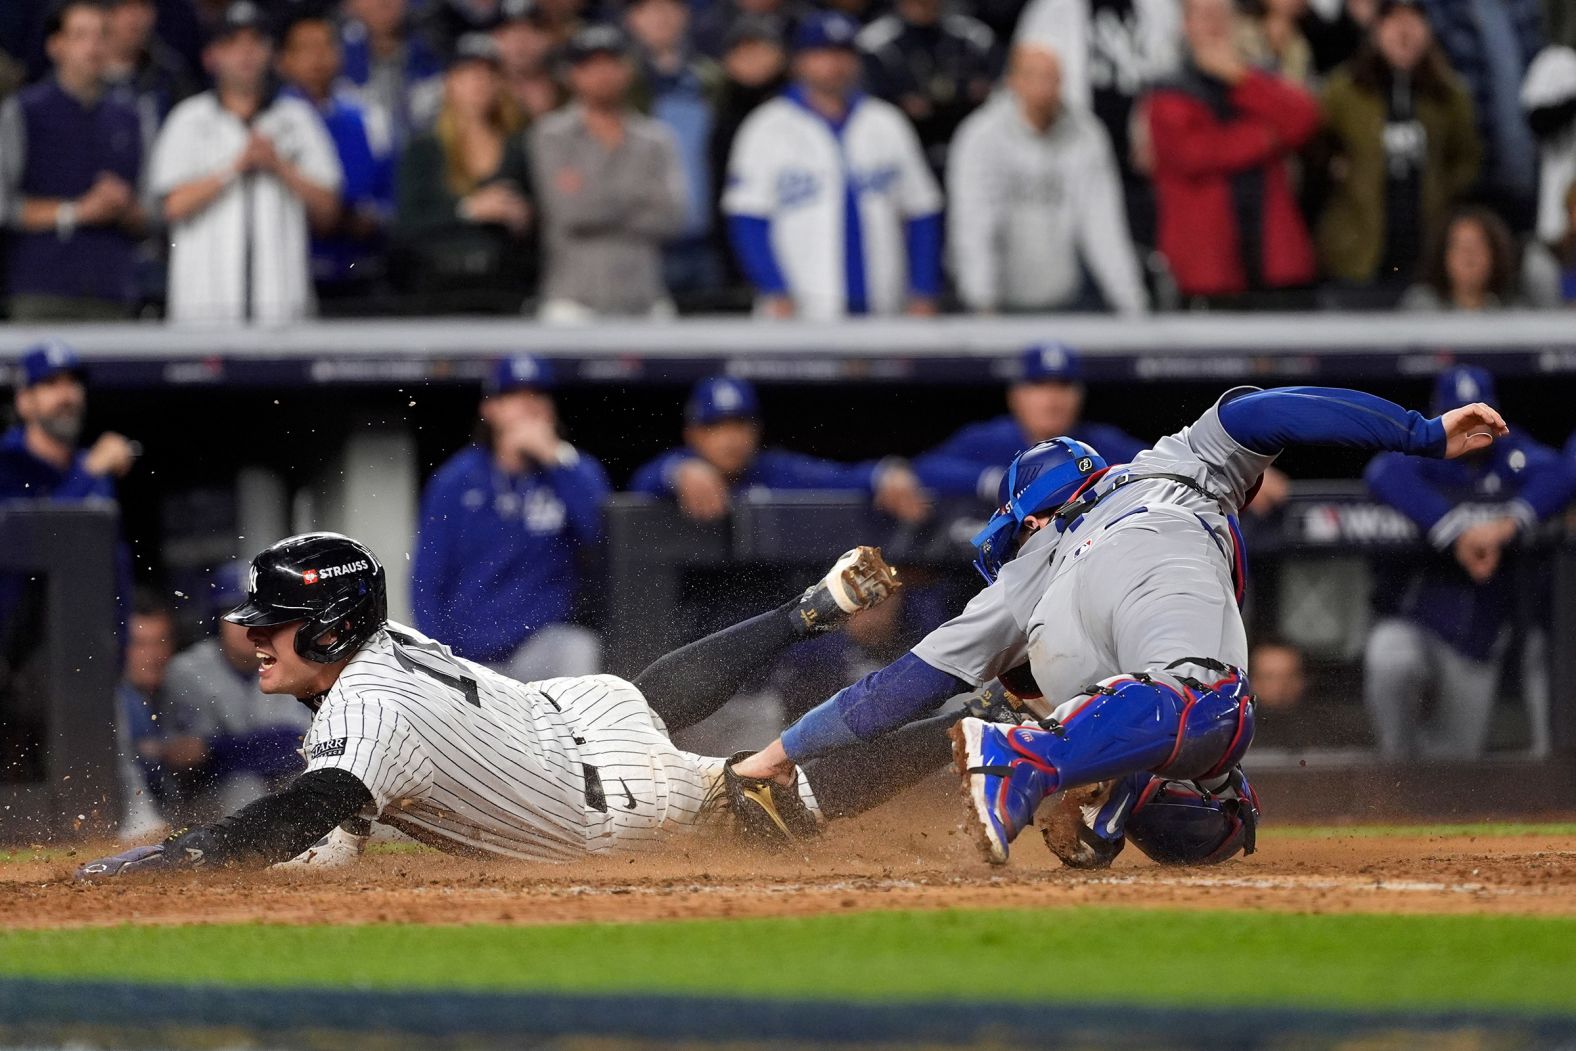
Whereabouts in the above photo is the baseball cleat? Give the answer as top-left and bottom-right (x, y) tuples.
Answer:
(1039, 781), (1125, 870)
(950, 718), (1056, 865)
(793, 546), (901, 635)
(715, 752), (820, 846)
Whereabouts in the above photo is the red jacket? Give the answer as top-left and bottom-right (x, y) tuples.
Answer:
(1146, 69), (1321, 298)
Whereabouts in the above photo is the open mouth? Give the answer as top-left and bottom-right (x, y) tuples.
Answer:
(256, 651), (277, 672)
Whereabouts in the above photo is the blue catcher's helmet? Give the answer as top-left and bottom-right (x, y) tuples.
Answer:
(971, 437), (1106, 583)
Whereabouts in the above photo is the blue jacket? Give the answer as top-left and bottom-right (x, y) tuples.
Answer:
(411, 445), (611, 662)
(912, 415), (1149, 500)
(1366, 431), (1576, 661)
(283, 86), (393, 286)
(629, 447), (883, 498)
(0, 425), (116, 502)
(0, 425), (131, 644)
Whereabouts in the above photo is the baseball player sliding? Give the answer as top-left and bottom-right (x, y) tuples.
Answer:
(725, 385), (1508, 867)
(77, 536), (912, 875)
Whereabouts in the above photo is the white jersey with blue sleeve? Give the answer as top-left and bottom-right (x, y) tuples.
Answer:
(722, 92), (942, 319)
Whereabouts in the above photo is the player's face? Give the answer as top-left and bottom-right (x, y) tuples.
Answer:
(1007, 380), (1083, 443)
(247, 621), (342, 697)
(206, 29), (272, 95)
(125, 612), (176, 693)
(569, 53), (632, 107)
(47, 5), (108, 86)
(1007, 46), (1061, 117)
(793, 47), (860, 98)
(686, 419), (760, 477)
(1375, 8), (1430, 72)
(277, 19), (341, 98)
(1444, 217), (1493, 298)
(348, 0), (406, 37)
(1249, 645), (1305, 711)
(17, 373), (87, 446)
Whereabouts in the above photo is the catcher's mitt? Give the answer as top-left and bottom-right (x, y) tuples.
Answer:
(717, 751), (819, 846)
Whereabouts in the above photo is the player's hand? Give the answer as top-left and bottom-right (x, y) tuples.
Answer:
(504, 411), (561, 466)
(728, 739), (797, 786)
(1440, 402), (1508, 459)
(874, 466), (932, 523)
(83, 432), (137, 478)
(1453, 518), (1519, 583)
(905, 297), (939, 317)
(673, 460), (731, 520)
(761, 295), (794, 319)
(76, 844), (169, 879)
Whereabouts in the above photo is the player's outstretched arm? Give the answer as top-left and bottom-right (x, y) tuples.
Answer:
(1217, 387), (1505, 458)
(77, 769), (373, 878)
(731, 652), (971, 782)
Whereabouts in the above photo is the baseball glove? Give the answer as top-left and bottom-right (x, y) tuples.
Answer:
(718, 751), (819, 847)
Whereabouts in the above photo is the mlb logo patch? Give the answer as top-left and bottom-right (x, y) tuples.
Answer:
(302, 569), (320, 585)
(310, 737), (347, 760)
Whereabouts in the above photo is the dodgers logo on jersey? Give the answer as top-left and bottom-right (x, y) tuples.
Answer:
(849, 164), (900, 196)
(777, 169), (821, 210)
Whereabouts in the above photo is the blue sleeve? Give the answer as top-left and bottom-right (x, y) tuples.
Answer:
(335, 112), (378, 206)
(911, 419), (1023, 499)
(53, 466), (115, 501)
(904, 213), (942, 298)
(410, 473), (456, 637)
(628, 449), (695, 497)
(757, 450), (879, 491)
(1364, 452), (1455, 537)
(1218, 387), (1446, 457)
(1510, 440), (1576, 522)
(545, 453), (610, 546)
(781, 652), (971, 762)
(727, 215), (788, 295)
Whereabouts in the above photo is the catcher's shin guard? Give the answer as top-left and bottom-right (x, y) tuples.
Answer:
(953, 660), (1254, 864)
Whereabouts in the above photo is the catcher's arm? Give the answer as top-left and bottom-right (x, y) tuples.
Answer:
(77, 768), (373, 878)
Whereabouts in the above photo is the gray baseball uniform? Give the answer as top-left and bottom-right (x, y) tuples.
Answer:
(913, 388), (1275, 704)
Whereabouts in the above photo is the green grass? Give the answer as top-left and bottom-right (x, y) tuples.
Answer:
(1265, 821), (1576, 840)
(3, 909), (1575, 1014)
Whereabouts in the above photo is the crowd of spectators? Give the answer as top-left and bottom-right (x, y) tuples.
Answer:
(2, 0), (1575, 322)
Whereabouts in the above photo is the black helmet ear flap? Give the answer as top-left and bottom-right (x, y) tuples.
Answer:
(295, 589), (385, 663)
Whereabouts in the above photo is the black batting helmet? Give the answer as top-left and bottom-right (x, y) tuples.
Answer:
(223, 532), (388, 663)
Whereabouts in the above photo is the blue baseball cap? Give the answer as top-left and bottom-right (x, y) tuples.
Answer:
(1431, 365), (1497, 415)
(792, 11), (861, 53)
(686, 377), (760, 425)
(18, 340), (87, 389)
(1017, 343), (1082, 385)
(486, 354), (555, 395)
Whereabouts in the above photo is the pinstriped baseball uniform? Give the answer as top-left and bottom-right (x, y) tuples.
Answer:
(299, 622), (725, 861)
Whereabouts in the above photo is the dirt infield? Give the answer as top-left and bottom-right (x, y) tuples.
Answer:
(5, 779), (1576, 930)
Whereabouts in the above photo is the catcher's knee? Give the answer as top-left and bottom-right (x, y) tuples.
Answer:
(1150, 658), (1255, 782)
(1125, 767), (1260, 866)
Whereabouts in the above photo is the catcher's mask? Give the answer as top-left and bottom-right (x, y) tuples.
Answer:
(223, 532), (388, 663)
(971, 437), (1105, 583)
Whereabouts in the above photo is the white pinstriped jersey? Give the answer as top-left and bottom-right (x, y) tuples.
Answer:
(300, 623), (724, 861)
